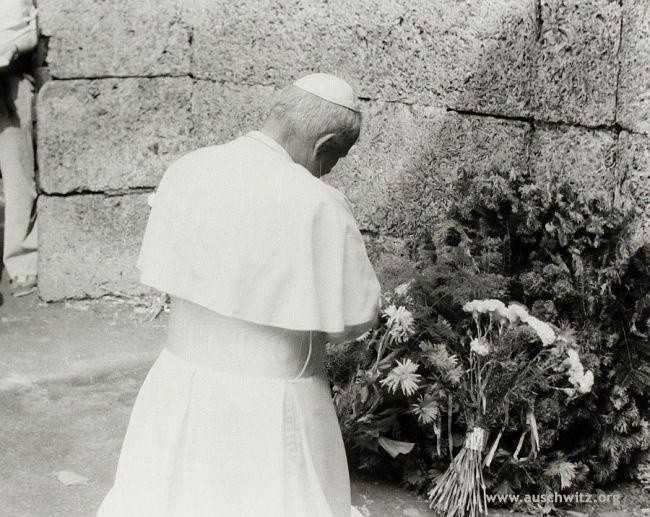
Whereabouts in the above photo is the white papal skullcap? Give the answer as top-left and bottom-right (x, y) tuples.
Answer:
(293, 73), (359, 112)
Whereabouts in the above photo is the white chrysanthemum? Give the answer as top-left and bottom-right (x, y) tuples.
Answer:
(355, 330), (371, 342)
(526, 316), (556, 346)
(383, 305), (416, 343)
(382, 304), (400, 320)
(394, 280), (413, 297)
(469, 337), (490, 356)
(380, 359), (421, 396)
(411, 396), (440, 425)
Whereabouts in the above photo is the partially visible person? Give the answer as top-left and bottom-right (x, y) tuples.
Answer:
(0, 0), (38, 297)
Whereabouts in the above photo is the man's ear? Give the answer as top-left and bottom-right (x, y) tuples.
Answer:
(312, 133), (337, 158)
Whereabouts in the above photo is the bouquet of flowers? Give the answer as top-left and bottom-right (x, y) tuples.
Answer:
(327, 284), (595, 516)
(427, 299), (594, 517)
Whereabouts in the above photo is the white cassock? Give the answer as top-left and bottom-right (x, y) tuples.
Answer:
(97, 130), (381, 517)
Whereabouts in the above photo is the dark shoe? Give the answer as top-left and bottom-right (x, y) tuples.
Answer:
(11, 274), (37, 298)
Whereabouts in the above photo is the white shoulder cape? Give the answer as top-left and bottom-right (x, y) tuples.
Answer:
(137, 131), (381, 336)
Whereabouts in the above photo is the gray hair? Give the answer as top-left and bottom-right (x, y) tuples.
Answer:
(265, 85), (361, 149)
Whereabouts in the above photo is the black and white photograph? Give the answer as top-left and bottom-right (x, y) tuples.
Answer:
(0, 0), (649, 516)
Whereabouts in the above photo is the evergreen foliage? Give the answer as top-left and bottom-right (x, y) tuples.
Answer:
(326, 161), (649, 509)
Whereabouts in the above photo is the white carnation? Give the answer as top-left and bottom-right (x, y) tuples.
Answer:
(577, 370), (594, 394)
(562, 349), (593, 394)
(463, 300), (481, 314)
(526, 316), (556, 346)
(383, 305), (416, 343)
(470, 338), (490, 356)
(463, 299), (507, 316)
(482, 299), (506, 314)
(507, 303), (530, 323)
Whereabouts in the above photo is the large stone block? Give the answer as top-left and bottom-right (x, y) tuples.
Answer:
(617, 132), (650, 246)
(618, 0), (650, 135)
(191, 81), (276, 148)
(190, 0), (537, 116)
(38, 0), (190, 77)
(449, 0), (537, 116)
(529, 125), (618, 202)
(326, 105), (531, 237)
(37, 78), (192, 194)
(530, 0), (621, 126)
(38, 194), (150, 300)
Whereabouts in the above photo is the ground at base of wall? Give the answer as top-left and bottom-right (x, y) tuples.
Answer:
(0, 274), (647, 517)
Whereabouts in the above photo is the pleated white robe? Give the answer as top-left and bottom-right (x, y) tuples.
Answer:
(98, 131), (380, 516)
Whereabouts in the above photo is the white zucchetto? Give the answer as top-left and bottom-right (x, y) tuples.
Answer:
(293, 73), (359, 112)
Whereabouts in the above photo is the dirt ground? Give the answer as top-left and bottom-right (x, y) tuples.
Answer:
(0, 274), (647, 517)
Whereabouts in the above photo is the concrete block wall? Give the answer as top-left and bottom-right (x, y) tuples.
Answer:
(35, 0), (649, 300)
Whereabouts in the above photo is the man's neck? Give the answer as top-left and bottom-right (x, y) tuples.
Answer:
(260, 125), (313, 174)
(260, 126), (290, 155)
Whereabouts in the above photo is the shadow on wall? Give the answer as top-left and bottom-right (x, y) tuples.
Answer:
(323, 0), (631, 291)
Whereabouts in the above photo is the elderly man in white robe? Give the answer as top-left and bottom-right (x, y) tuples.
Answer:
(98, 73), (381, 517)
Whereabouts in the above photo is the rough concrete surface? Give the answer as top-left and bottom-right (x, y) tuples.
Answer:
(326, 101), (427, 234)
(37, 0), (638, 129)
(617, 131), (650, 246)
(191, 81), (276, 148)
(0, 295), (163, 391)
(38, 0), (191, 78)
(530, 0), (621, 126)
(327, 106), (531, 237)
(189, 0), (537, 116)
(529, 125), (618, 203)
(0, 276), (164, 516)
(37, 194), (151, 301)
(37, 78), (193, 194)
(1, 365), (151, 517)
(617, 0), (650, 135)
(448, 0), (537, 117)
